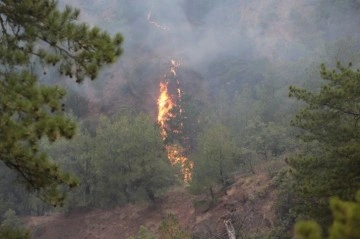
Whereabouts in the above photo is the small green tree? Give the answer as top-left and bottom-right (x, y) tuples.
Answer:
(46, 128), (98, 208)
(0, 209), (31, 239)
(190, 123), (239, 198)
(159, 214), (191, 239)
(128, 226), (157, 239)
(243, 116), (291, 160)
(129, 214), (191, 239)
(1, 209), (23, 228)
(295, 191), (360, 239)
(0, 227), (31, 239)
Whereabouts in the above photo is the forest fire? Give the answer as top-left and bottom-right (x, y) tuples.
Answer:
(165, 144), (192, 182)
(147, 4), (193, 181)
(157, 82), (173, 139)
(157, 60), (193, 182)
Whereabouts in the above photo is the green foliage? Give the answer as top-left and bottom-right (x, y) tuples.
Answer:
(158, 214), (191, 239)
(0, 226), (31, 239)
(295, 221), (322, 239)
(286, 63), (360, 227)
(328, 193), (360, 239)
(46, 128), (97, 208)
(243, 116), (292, 160)
(271, 169), (298, 239)
(0, 0), (123, 205)
(190, 123), (239, 197)
(94, 113), (176, 205)
(294, 191), (360, 239)
(0, 161), (51, 216)
(0, 71), (78, 205)
(1, 209), (23, 228)
(0, 209), (31, 239)
(164, 93), (202, 154)
(210, 77), (295, 175)
(47, 112), (176, 208)
(128, 226), (157, 239)
(130, 214), (191, 239)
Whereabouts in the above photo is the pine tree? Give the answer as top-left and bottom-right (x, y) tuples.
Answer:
(190, 123), (239, 198)
(294, 191), (360, 239)
(287, 63), (360, 227)
(0, 0), (123, 205)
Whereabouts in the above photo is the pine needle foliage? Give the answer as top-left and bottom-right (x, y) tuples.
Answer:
(295, 191), (360, 239)
(0, 0), (123, 205)
(287, 62), (360, 227)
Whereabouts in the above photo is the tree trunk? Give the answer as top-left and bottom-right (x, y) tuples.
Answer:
(209, 186), (215, 199)
(146, 188), (155, 203)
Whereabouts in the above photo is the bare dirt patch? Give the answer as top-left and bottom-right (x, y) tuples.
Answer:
(24, 173), (276, 239)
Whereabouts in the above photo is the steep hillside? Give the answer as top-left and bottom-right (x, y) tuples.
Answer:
(24, 172), (276, 239)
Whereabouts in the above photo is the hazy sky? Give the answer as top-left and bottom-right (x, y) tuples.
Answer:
(60, 0), (360, 112)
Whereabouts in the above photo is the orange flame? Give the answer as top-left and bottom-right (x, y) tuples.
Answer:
(157, 60), (193, 182)
(165, 145), (193, 182)
(157, 82), (173, 139)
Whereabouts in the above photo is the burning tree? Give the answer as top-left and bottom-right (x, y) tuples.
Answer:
(157, 60), (200, 182)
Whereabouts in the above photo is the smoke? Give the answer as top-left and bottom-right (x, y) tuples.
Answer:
(64, 0), (360, 64)
(59, 0), (360, 114)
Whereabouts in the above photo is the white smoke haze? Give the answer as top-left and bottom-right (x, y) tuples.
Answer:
(64, 0), (360, 62)
(58, 0), (360, 114)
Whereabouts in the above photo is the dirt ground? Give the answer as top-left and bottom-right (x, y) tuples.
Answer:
(24, 172), (276, 239)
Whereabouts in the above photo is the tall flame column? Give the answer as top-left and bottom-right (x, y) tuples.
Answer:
(157, 60), (193, 182)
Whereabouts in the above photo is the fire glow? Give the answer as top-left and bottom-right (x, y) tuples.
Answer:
(157, 60), (193, 182)
(157, 81), (173, 139)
